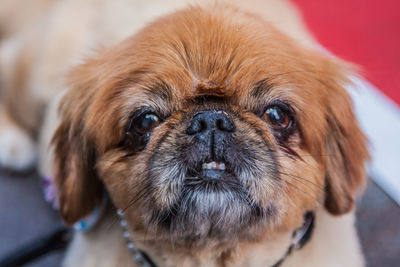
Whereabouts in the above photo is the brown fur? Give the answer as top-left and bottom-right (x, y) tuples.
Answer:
(51, 2), (368, 256)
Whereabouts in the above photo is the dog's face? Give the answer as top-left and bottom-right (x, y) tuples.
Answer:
(53, 6), (368, 247)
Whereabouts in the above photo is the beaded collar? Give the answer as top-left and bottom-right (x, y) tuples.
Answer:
(116, 210), (315, 267)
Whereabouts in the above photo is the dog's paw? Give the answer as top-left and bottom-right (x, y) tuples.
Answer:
(0, 125), (36, 171)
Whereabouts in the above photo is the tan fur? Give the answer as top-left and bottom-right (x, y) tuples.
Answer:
(0, 0), (54, 38)
(61, 207), (363, 267)
(0, 105), (36, 169)
(0, 0), (368, 266)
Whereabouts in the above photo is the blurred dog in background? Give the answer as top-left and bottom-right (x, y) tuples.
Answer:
(0, 0), (368, 266)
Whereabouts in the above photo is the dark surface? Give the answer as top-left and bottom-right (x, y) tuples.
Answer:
(0, 171), (65, 267)
(356, 180), (400, 267)
(0, 171), (399, 267)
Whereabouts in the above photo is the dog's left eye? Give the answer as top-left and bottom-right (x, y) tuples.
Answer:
(263, 106), (291, 130)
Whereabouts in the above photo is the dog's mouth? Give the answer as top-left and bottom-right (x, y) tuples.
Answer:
(202, 161), (226, 171)
(185, 160), (238, 185)
(148, 157), (271, 244)
(197, 160), (227, 179)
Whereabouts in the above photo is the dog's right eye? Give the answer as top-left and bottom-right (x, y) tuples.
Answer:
(125, 110), (162, 150)
(132, 113), (161, 135)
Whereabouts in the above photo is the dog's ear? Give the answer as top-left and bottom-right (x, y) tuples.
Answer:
(52, 67), (104, 225)
(323, 74), (369, 215)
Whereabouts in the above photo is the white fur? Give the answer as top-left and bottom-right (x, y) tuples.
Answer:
(0, 30), (36, 170)
(0, 123), (36, 170)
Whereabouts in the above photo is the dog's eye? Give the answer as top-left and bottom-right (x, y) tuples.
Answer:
(263, 105), (292, 130)
(125, 110), (162, 151)
(132, 113), (161, 134)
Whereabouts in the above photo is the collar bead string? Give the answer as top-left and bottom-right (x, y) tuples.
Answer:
(117, 210), (314, 267)
(117, 210), (156, 267)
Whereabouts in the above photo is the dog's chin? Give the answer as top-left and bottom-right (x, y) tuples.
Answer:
(145, 168), (275, 246)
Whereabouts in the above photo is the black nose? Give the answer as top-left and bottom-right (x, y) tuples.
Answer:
(186, 110), (235, 135)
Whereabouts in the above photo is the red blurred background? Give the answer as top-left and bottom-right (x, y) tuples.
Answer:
(292, 0), (400, 105)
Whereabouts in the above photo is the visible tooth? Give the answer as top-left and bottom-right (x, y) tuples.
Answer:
(202, 161), (226, 170)
(202, 162), (211, 169)
(211, 162), (217, 169)
(218, 163), (226, 170)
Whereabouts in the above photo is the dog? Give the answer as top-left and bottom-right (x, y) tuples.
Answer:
(0, 0), (369, 266)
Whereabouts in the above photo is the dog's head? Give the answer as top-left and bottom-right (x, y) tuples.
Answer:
(53, 5), (368, 247)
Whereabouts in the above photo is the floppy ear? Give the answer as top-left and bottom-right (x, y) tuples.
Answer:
(323, 78), (369, 215)
(52, 71), (104, 225)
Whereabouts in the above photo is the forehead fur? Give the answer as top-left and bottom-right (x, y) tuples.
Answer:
(66, 4), (350, 154)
